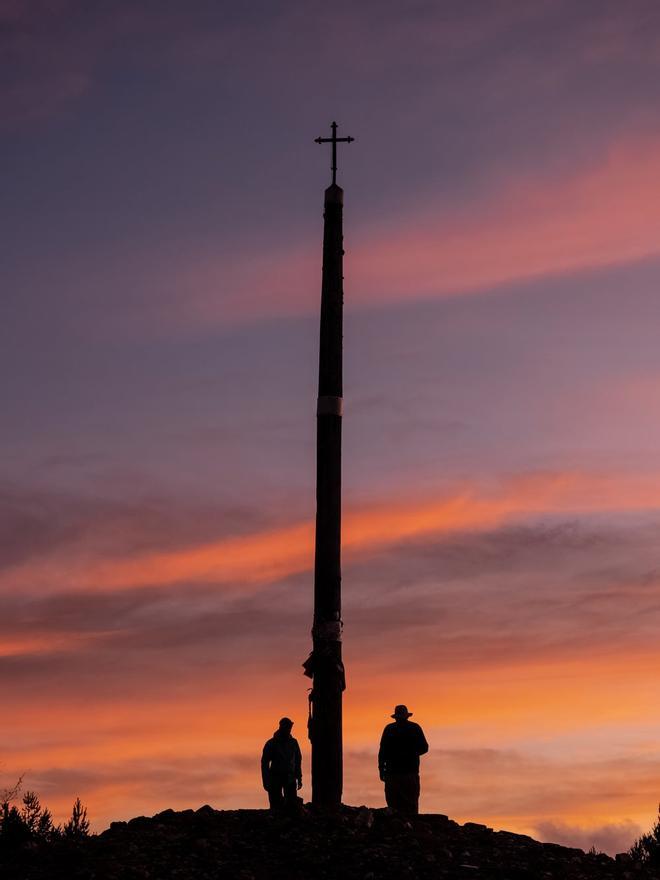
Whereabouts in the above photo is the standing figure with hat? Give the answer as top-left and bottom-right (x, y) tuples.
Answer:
(261, 717), (303, 811)
(378, 705), (429, 815)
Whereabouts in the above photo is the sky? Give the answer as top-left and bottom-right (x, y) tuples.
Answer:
(2, 0), (660, 856)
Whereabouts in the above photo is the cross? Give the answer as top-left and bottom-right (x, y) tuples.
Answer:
(315, 121), (354, 186)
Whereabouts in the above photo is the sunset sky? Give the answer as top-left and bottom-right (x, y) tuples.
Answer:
(3, 0), (660, 855)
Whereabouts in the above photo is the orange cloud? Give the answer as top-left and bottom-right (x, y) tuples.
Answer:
(0, 634), (85, 658)
(348, 135), (660, 303)
(181, 134), (660, 328)
(5, 648), (659, 842)
(3, 469), (660, 595)
(347, 647), (660, 739)
(3, 472), (659, 840)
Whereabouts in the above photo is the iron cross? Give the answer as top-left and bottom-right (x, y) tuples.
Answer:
(315, 121), (354, 186)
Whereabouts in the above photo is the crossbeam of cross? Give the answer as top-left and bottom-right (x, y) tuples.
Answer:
(315, 121), (354, 185)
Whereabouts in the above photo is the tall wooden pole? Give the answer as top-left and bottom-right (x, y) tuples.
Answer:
(304, 122), (353, 809)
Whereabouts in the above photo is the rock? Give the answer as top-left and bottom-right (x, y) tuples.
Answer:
(126, 816), (151, 829)
(354, 806), (374, 829)
(1, 806), (656, 880)
(463, 823), (490, 833)
(195, 805), (215, 816)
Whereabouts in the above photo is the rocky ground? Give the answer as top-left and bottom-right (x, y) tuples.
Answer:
(1, 805), (658, 880)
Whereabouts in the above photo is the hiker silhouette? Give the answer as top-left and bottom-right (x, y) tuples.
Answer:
(378, 705), (429, 815)
(261, 717), (302, 811)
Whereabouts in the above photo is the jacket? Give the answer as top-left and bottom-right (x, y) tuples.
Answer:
(378, 720), (429, 775)
(261, 731), (302, 787)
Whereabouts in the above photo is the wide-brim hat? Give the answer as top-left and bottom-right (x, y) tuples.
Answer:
(391, 705), (412, 719)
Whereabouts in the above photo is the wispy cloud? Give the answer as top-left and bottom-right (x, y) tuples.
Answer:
(351, 135), (660, 301)
(2, 496), (658, 841)
(3, 470), (660, 595)
(158, 131), (660, 333)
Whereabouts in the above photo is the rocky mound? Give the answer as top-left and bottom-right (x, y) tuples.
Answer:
(1, 805), (658, 879)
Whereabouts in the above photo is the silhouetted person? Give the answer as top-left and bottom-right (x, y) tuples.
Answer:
(378, 705), (428, 815)
(261, 717), (302, 811)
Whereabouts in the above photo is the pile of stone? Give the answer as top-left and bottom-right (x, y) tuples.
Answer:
(1, 805), (657, 879)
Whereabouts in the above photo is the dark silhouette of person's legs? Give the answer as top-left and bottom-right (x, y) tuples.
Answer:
(385, 772), (420, 815)
(267, 776), (298, 813)
(268, 776), (285, 811)
(282, 780), (298, 809)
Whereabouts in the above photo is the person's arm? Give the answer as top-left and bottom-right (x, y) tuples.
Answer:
(261, 742), (271, 790)
(295, 740), (303, 789)
(378, 729), (387, 780)
(417, 726), (429, 756)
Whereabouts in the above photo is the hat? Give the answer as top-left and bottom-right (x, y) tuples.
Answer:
(391, 705), (412, 719)
(279, 717), (294, 728)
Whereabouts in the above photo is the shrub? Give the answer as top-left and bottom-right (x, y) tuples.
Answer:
(629, 805), (660, 866)
(0, 781), (90, 848)
(20, 791), (55, 839)
(63, 797), (90, 840)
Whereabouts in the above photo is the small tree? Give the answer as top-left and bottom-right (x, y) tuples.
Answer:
(629, 805), (660, 866)
(0, 776), (29, 845)
(0, 803), (31, 845)
(1, 779), (90, 848)
(63, 797), (90, 840)
(21, 791), (56, 840)
(20, 791), (41, 833)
